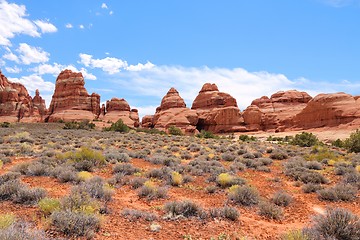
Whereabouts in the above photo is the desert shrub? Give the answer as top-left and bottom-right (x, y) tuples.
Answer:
(61, 190), (99, 214)
(0, 172), (20, 185)
(121, 209), (158, 221)
(332, 139), (344, 148)
(228, 185), (260, 206)
(239, 135), (257, 142)
(136, 128), (166, 135)
(334, 162), (355, 175)
(205, 185), (218, 194)
(77, 171), (93, 181)
(209, 206), (239, 221)
(103, 119), (130, 133)
(344, 130), (360, 153)
(0, 221), (49, 240)
(164, 200), (206, 219)
(168, 126), (183, 136)
(129, 177), (147, 189)
(281, 230), (309, 240)
(171, 171), (183, 186)
(317, 184), (357, 202)
(291, 132), (319, 147)
(76, 177), (114, 202)
(38, 197), (61, 215)
(0, 122), (10, 128)
(113, 163), (139, 175)
(0, 214), (15, 229)
(272, 191), (292, 207)
(138, 181), (167, 200)
(63, 120), (95, 130)
(0, 180), (20, 200)
(342, 172), (360, 189)
(13, 187), (46, 205)
(59, 147), (106, 171)
(196, 130), (217, 139)
(270, 150), (288, 160)
(302, 183), (323, 193)
(305, 208), (360, 240)
(51, 210), (100, 237)
(5, 131), (34, 143)
(258, 201), (283, 220)
(299, 172), (328, 184)
(56, 168), (78, 183)
(221, 152), (236, 161)
(216, 173), (245, 188)
(26, 163), (48, 176)
(229, 162), (246, 172)
(305, 161), (323, 170)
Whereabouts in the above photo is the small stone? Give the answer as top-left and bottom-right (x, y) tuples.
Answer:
(150, 222), (161, 232)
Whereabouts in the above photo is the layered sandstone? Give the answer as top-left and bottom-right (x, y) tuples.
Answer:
(294, 92), (360, 129)
(0, 71), (46, 122)
(99, 98), (139, 127)
(191, 83), (243, 133)
(152, 87), (198, 134)
(47, 69), (100, 122)
(243, 90), (312, 131)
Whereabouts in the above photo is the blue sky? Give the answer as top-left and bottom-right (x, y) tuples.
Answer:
(1, 0), (360, 117)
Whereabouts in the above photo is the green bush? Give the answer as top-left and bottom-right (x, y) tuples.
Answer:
(332, 139), (344, 148)
(344, 130), (360, 153)
(281, 230), (309, 240)
(63, 120), (95, 130)
(103, 119), (130, 133)
(291, 132), (319, 147)
(58, 147), (106, 171)
(239, 135), (257, 142)
(196, 130), (217, 139)
(168, 125), (183, 135)
(0, 214), (16, 229)
(38, 197), (61, 215)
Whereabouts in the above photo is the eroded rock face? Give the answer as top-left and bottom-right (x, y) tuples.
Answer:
(47, 69), (100, 122)
(0, 71), (46, 122)
(152, 88), (198, 134)
(100, 98), (139, 127)
(294, 92), (360, 129)
(191, 83), (242, 133)
(243, 90), (312, 131)
(141, 115), (154, 128)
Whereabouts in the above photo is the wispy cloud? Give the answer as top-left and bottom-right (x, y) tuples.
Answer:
(65, 23), (73, 29)
(320, 0), (360, 7)
(34, 20), (57, 33)
(101, 3), (108, 9)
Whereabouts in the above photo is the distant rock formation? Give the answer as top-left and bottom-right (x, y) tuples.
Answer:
(151, 87), (198, 134)
(141, 115), (154, 128)
(191, 83), (243, 133)
(244, 90), (312, 132)
(0, 70), (46, 122)
(46, 69), (100, 122)
(294, 92), (360, 129)
(99, 98), (139, 127)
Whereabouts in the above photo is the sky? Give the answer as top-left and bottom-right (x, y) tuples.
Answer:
(0, 0), (360, 118)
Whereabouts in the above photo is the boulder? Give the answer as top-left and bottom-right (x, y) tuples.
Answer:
(0, 71), (46, 122)
(152, 87), (198, 134)
(47, 69), (100, 122)
(294, 92), (360, 129)
(244, 90), (312, 131)
(191, 83), (242, 133)
(100, 98), (139, 127)
(141, 115), (154, 128)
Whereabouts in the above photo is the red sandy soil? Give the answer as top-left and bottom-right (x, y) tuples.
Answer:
(1, 154), (359, 240)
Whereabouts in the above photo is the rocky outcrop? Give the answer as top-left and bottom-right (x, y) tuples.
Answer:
(152, 87), (198, 134)
(47, 69), (100, 122)
(99, 98), (139, 127)
(243, 90), (312, 131)
(294, 92), (360, 129)
(191, 83), (243, 133)
(141, 115), (154, 128)
(0, 71), (46, 122)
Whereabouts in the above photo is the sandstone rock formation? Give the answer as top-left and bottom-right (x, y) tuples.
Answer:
(0, 71), (46, 122)
(99, 98), (139, 127)
(151, 87), (198, 134)
(191, 83), (243, 133)
(141, 115), (154, 128)
(243, 90), (312, 131)
(47, 69), (100, 122)
(294, 92), (360, 129)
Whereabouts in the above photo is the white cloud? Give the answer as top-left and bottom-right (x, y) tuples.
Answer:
(126, 61), (155, 71)
(31, 62), (97, 80)
(79, 24), (85, 29)
(109, 11), (114, 15)
(65, 23), (73, 29)
(0, 1), (56, 46)
(34, 20), (57, 33)
(16, 43), (49, 65)
(79, 53), (128, 74)
(3, 51), (19, 63)
(9, 74), (55, 94)
(5, 66), (21, 73)
(101, 3), (108, 9)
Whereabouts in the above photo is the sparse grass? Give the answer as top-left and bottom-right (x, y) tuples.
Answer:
(38, 197), (61, 215)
